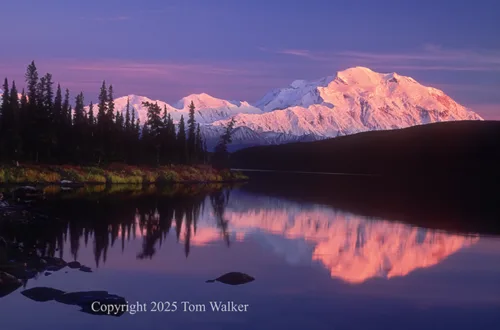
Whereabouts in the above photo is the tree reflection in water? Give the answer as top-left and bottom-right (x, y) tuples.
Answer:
(0, 183), (236, 272)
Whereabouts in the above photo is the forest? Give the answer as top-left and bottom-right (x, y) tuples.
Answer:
(0, 61), (234, 168)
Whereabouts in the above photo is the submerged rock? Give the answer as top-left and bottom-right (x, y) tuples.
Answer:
(46, 265), (65, 272)
(55, 290), (127, 316)
(79, 266), (92, 273)
(67, 261), (81, 269)
(206, 272), (255, 285)
(21, 287), (66, 302)
(42, 257), (66, 268)
(55, 291), (109, 305)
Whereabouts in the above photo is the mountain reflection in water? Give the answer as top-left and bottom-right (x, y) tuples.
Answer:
(2, 183), (479, 285)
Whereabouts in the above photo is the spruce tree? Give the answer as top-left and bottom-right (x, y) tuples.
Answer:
(1, 78), (9, 116)
(131, 105), (136, 133)
(87, 101), (95, 162)
(25, 61), (38, 107)
(213, 117), (236, 169)
(20, 89), (27, 110)
(187, 100), (197, 162)
(7, 81), (21, 160)
(88, 102), (95, 126)
(143, 101), (163, 165)
(43, 73), (55, 161)
(18, 89), (28, 159)
(162, 105), (168, 126)
(135, 118), (141, 138)
(144, 101), (162, 137)
(23, 63), (37, 160)
(74, 92), (85, 127)
(115, 111), (122, 127)
(96, 81), (108, 163)
(9, 81), (19, 116)
(0, 79), (9, 160)
(141, 121), (150, 163)
(54, 84), (62, 115)
(67, 105), (73, 126)
(195, 123), (203, 164)
(177, 115), (188, 164)
(72, 92), (85, 161)
(107, 84), (115, 122)
(43, 73), (54, 110)
(97, 81), (108, 125)
(166, 114), (176, 163)
(125, 97), (131, 131)
(62, 88), (70, 123)
(0, 80), (9, 159)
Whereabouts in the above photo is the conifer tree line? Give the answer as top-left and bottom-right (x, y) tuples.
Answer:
(0, 61), (210, 166)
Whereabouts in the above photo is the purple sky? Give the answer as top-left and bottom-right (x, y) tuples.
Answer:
(1, 0), (499, 118)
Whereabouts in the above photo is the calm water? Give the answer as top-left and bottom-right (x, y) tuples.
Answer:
(1, 181), (500, 329)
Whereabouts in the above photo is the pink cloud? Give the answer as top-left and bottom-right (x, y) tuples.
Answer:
(62, 60), (248, 79)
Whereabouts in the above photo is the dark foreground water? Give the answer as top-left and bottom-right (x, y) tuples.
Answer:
(1, 178), (500, 330)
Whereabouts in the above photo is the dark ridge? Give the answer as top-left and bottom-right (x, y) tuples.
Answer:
(230, 121), (500, 178)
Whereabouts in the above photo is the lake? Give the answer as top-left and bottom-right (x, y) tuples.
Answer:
(1, 175), (500, 330)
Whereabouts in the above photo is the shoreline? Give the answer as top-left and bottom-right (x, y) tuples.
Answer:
(0, 163), (248, 185)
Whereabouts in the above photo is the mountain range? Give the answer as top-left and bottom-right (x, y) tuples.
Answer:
(3, 66), (483, 150)
(100, 66), (482, 150)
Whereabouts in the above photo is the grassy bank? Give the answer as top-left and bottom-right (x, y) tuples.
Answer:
(0, 163), (248, 185)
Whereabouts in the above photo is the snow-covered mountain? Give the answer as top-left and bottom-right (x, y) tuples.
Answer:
(90, 93), (262, 127)
(211, 67), (482, 141)
(97, 67), (482, 150)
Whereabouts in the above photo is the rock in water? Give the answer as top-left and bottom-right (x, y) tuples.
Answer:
(79, 266), (92, 273)
(46, 265), (64, 272)
(206, 272), (255, 285)
(21, 287), (66, 302)
(55, 291), (111, 305)
(78, 294), (127, 316)
(67, 261), (81, 269)
(42, 257), (66, 268)
(0, 271), (22, 298)
(21, 287), (127, 317)
(55, 291), (127, 316)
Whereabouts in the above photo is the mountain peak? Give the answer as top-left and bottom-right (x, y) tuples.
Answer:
(175, 92), (231, 109)
(340, 66), (376, 73)
(335, 66), (384, 86)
